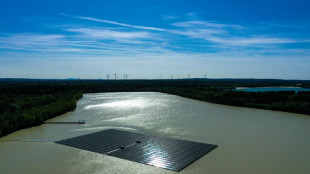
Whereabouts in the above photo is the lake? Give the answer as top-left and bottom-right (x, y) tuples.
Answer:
(234, 86), (310, 92)
(1, 92), (310, 174)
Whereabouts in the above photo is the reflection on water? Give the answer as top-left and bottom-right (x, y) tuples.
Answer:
(145, 143), (169, 169)
(149, 154), (168, 169)
(85, 98), (167, 110)
(1, 92), (310, 174)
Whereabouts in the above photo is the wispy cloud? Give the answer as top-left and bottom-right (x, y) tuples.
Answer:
(61, 13), (166, 32)
(218, 37), (297, 45)
(174, 30), (298, 45)
(172, 20), (242, 29)
(1, 13), (309, 58)
(0, 31), (168, 56)
(66, 28), (153, 42)
(79, 16), (166, 31)
(65, 13), (306, 47)
(0, 33), (66, 50)
(185, 12), (199, 20)
(170, 19), (308, 46)
(162, 15), (179, 21)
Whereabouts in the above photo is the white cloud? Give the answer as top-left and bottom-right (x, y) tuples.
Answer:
(63, 14), (307, 46)
(170, 20), (307, 46)
(221, 37), (297, 45)
(186, 12), (199, 20)
(0, 33), (65, 47)
(172, 20), (242, 29)
(0, 27), (168, 55)
(66, 28), (153, 41)
(175, 32), (297, 45)
(76, 16), (166, 31)
(0, 33), (69, 52)
(162, 15), (179, 21)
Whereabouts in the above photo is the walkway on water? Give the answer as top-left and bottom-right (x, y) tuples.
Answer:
(43, 120), (85, 124)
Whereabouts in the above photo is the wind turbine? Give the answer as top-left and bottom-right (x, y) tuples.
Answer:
(170, 74), (174, 79)
(123, 74), (128, 80)
(187, 73), (190, 79)
(204, 73), (207, 79)
(107, 74), (110, 80)
(113, 73), (117, 80)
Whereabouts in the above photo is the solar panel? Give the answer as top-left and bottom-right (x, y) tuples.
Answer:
(55, 129), (217, 171)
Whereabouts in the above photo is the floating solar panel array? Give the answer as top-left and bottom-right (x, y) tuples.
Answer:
(55, 129), (217, 172)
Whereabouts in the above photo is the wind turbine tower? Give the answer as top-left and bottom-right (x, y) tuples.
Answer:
(113, 73), (117, 80)
(123, 74), (128, 80)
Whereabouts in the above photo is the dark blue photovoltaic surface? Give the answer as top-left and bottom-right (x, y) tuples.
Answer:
(55, 129), (217, 171)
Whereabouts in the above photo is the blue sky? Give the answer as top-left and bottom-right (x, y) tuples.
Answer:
(1, 0), (310, 79)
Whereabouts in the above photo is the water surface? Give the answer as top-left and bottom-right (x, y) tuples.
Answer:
(235, 86), (310, 92)
(1, 92), (310, 174)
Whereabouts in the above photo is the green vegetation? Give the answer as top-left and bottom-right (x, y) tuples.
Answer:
(157, 87), (310, 115)
(1, 78), (310, 138)
(0, 82), (82, 137)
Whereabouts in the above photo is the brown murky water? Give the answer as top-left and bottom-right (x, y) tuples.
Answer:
(1, 92), (310, 174)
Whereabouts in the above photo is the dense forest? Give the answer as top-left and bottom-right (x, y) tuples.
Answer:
(0, 82), (82, 137)
(1, 78), (310, 138)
